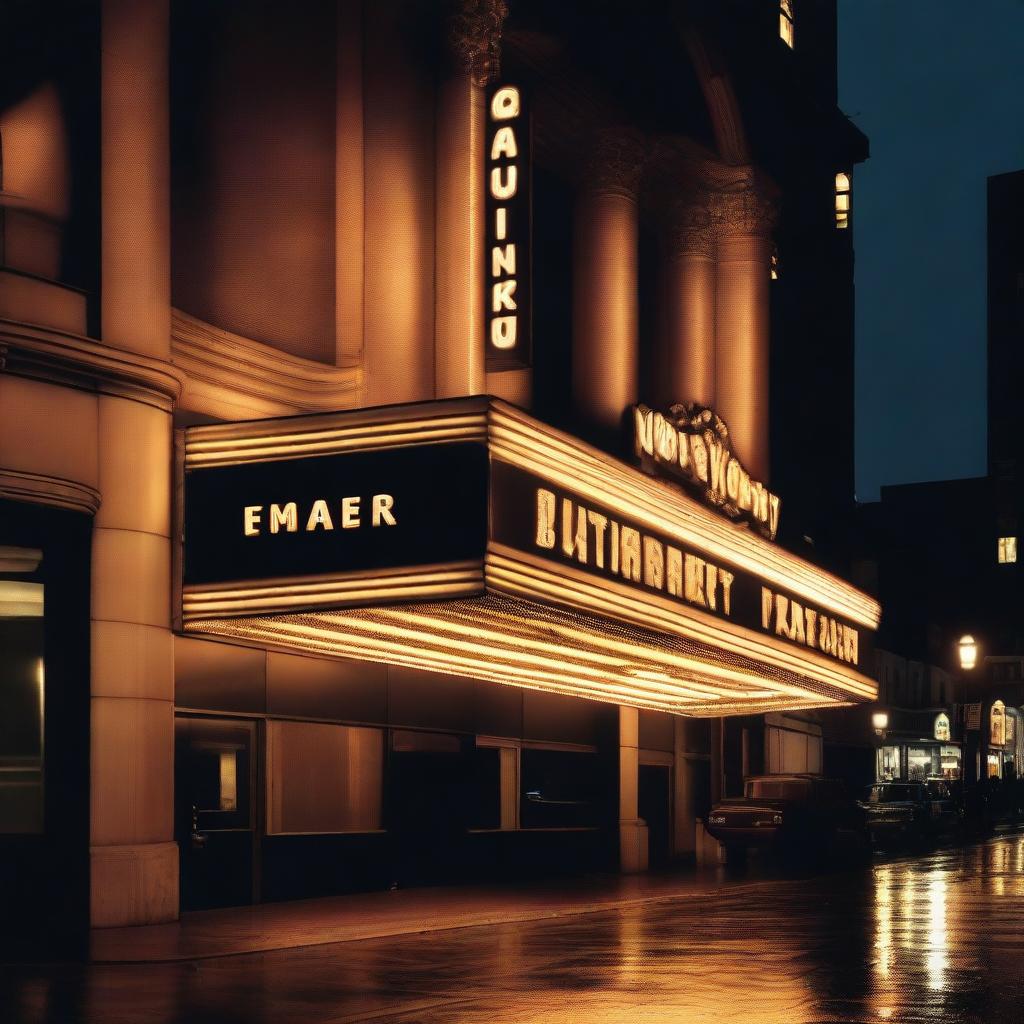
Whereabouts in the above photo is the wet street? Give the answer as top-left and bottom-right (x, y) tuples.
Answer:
(6, 833), (1024, 1023)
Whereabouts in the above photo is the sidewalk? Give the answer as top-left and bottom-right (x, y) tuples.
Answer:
(90, 863), (779, 964)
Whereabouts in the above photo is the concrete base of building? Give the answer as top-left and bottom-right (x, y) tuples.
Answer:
(91, 842), (179, 928)
(619, 819), (650, 873)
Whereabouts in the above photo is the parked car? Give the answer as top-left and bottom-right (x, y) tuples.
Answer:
(858, 779), (963, 848)
(705, 774), (866, 861)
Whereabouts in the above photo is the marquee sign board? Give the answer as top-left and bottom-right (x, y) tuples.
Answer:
(179, 398), (879, 715)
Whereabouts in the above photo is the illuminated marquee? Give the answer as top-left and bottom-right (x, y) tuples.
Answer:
(179, 398), (879, 716)
(634, 404), (780, 539)
(486, 84), (530, 370)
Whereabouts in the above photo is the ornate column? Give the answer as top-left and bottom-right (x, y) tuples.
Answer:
(434, 0), (508, 398)
(92, 0), (177, 927)
(572, 128), (646, 438)
(711, 184), (776, 483)
(655, 190), (716, 410)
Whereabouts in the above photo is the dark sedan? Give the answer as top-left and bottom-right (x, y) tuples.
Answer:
(705, 774), (866, 861)
(859, 780), (963, 848)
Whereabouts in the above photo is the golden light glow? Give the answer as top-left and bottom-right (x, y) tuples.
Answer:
(835, 171), (851, 229)
(958, 634), (977, 671)
(186, 588), (871, 718)
(998, 535), (1017, 564)
(779, 0), (795, 48)
(872, 711), (889, 731)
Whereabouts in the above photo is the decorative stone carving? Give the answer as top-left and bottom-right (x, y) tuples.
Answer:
(709, 185), (777, 239)
(447, 0), (510, 87)
(583, 127), (648, 199)
(665, 190), (716, 259)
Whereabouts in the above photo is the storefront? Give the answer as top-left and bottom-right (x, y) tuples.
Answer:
(875, 709), (962, 783)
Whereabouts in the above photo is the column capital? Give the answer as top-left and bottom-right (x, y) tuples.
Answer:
(665, 189), (716, 259)
(446, 0), (510, 87)
(582, 127), (648, 199)
(709, 185), (777, 239)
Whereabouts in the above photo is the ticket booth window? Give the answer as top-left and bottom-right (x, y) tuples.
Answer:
(0, 560), (45, 834)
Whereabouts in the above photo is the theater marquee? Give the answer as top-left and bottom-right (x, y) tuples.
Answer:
(178, 398), (879, 716)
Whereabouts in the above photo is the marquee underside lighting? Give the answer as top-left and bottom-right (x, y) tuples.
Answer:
(185, 592), (871, 718)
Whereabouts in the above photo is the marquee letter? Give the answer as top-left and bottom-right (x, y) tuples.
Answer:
(269, 502), (297, 534)
(719, 571), (734, 616)
(492, 279), (517, 312)
(491, 243), (516, 278)
(620, 527), (641, 582)
(761, 587), (773, 630)
(490, 124), (518, 159)
(244, 505), (263, 537)
(491, 316), (517, 349)
(684, 554), (707, 607)
(490, 85), (520, 120)
(306, 500), (333, 532)
(561, 499), (587, 563)
(633, 405), (654, 458)
(490, 164), (518, 200)
(667, 547), (683, 598)
(587, 510), (608, 568)
(372, 493), (397, 526)
(341, 496), (361, 529)
(643, 537), (664, 590)
(535, 489), (556, 548)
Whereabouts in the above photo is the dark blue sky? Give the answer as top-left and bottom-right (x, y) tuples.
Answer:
(838, 1), (1024, 501)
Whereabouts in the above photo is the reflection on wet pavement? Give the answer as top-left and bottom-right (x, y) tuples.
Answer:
(6, 834), (1024, 1023)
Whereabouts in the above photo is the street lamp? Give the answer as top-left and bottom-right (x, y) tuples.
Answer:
(872, 711), (889, 732)
(959, 634), (978, 671)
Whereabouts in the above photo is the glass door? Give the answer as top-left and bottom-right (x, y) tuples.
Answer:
(175, 716), (257, 911)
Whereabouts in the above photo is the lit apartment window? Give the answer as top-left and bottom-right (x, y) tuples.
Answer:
(998, 536), (1018, 564)
(779, 0), (795, 48)
(835, 172), (850, 229)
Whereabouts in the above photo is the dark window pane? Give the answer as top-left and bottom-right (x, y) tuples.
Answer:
(521, 749), (601, 828)
(470, 746), (501, 829)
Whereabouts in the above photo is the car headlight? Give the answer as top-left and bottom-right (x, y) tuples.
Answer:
(772, 814), (784, 825)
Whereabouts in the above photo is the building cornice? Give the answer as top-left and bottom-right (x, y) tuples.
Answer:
(0, 318), (183, 412)
(171, 309), (363, 422)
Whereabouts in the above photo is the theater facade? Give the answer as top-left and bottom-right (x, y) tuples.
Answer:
(0, 0), (875, 954)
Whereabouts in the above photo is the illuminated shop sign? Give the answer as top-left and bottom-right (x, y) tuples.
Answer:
(180, 399), (878, 713)
(489, 462), (864, 669)
(991, 700), (1006, 747)
(485, 84), (530, 370)
(934, 712), (951, 741)
(634, 404), (780, 539)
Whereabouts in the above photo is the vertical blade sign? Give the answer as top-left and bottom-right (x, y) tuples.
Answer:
(486, 84), (531, 370)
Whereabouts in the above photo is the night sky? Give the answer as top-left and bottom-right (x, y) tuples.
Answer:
(838, 0), (1024, 501)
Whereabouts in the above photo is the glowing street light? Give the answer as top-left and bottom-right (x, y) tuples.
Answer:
(958, 635), (978, 671)
(872, 711), (889, 732)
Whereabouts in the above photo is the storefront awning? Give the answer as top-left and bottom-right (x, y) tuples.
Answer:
(178, 397), (879, 716)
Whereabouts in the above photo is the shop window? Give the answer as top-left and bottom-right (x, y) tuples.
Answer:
(0, 551), (45, 834)
(779, 0), (795, 48)
(521, 748), (601, 829)
(940, 746), (962, 780)
(472, 739), (520, 831)
(998, 536), (1017, 563)
(266, 721), (383, 834)
(907, 746), (935, 782)
(835, 172), (851, 229)
(877, 745), (900, 781)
